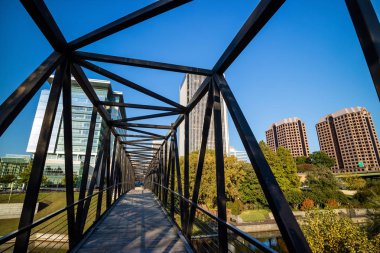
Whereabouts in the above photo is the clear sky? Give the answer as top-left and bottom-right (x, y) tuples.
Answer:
(0, 0), (379, 156)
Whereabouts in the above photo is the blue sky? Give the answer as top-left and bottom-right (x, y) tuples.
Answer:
(0, 0), (379, 156)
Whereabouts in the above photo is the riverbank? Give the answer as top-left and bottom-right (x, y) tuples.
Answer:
(232, 208), (372, 233)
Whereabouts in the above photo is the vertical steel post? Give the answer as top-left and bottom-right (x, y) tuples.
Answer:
(170, 140), (175, 219)
(212, 81), (228, 253)
(183, 113), (190, 235)
(62, 60), (77, 248)
(173, 131), (185, 229)
(14, 63), (66, 252)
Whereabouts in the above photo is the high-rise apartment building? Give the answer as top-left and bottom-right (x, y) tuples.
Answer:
(179, 74), (229, 156)
(27, 76), (125, 184)
(316, 106), (380, 173)
(265, 117), (310, 157)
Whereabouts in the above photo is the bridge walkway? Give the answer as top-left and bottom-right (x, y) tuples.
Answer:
(74, 189), (191, 253)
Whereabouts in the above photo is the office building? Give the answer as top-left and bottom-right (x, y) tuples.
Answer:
(266, 117), (310, 157)
(0, 154), (31, 177)
(27, 76), (126, 184)
(179, 74), (229, 156)
(229, 147), (249, 163)
(316, 106), (380, 173)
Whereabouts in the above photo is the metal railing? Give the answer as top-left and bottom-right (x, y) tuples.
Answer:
(0, 184), (124, 253)
(151, 182), (276, 253)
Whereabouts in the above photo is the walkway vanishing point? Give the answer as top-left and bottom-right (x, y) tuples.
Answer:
(73, 189), (191, 253)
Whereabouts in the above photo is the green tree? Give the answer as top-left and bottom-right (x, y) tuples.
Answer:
(304, 166), (347, 207)
(302, 210), (378, 253)
(0, 174), (16, 185)
(309, 151), (335, 169)
(295, 156), (308, 165)
(17, 163), (48, 189)
(342, 177), (366, 190)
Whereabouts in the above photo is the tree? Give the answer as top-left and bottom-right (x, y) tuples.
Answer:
(304, 166), (348, 207)
(0, 174), (16, 185)
(302, 210), (378, 253)
(309, 151), (335, 169)
(295, 156), (308, 165)
(342, 177), (366, 190)
(17, 163), (48, 189)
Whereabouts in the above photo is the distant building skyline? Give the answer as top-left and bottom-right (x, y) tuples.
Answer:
(26, 76), (125, 184)
(179, 74), (229, 156)
(265, 117), (310, 157)
(316, 106), (380, 173)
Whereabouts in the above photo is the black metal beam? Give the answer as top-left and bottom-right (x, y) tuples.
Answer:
(99, 101), (182, 112)
(115, 123), (172, 130)
(77, 59), (184, 109)
(62, 60), (77, 248)
(75, 51), (212, 75)
(76, 107), (98, 235)
(112, 111), (179, 123)
(173, 131), (185, 229)
(187, 84), (214, 237)
(125, 127), (166, 138)
(117, 134), (164, 139)
(212, 0), (285, 73)
(345, 0), (380, 99)
(214, 74), (311, 253)
(0, 52), (62, 136)
(183, 113), (189, 237)
(212, 81), (228, 253)
(20, 0), (67, 52)
(14, 63), (66, 252)
(68, 0), (192, 50)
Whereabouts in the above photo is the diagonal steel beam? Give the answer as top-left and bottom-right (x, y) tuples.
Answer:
(0, 52), (62, 136)
(75, 51), (212, 75)
(187, 83), (213, 238)
(212, 0), (285, 73)
(214, 74), (311, 253)
(68, 0), (192, 50)
(99, 101), (182, 112)
(345, 0), (380, 99)
(123, 127), (166, 138)
(14, 62), (66, 252)
(115, 123), (172, 130)
(76, 59), (184, 109)
(20, 0), (67, 52)
(112, 111), (180, 123)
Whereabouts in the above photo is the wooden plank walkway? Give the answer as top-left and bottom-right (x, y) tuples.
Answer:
(75, 189), (191, 253)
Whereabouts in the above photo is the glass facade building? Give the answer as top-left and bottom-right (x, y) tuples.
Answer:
(27, 76), (125, 185)
(0, 154), (31, 177)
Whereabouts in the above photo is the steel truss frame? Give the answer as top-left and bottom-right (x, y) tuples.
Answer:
(0, 0), (378, 252)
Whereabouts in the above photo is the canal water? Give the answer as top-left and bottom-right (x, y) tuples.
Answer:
(249, 231), (288, 253)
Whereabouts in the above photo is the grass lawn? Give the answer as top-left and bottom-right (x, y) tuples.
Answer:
(0, 191), (80, 236)
(240, 209), (269, 222)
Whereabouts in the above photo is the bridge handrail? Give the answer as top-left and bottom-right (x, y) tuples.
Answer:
(0, 182), (123, 245)
(153, 182), (276, 253)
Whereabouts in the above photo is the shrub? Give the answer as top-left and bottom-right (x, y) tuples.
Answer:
(302, 210), (378, 253)
(301, 198), (314, 211)
(326, 199), (339, 209)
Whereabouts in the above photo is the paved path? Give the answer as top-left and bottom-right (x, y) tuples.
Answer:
(76, 189), (190, 253)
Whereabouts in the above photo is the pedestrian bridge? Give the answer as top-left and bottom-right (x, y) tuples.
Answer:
(0, 0), (377, 252)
